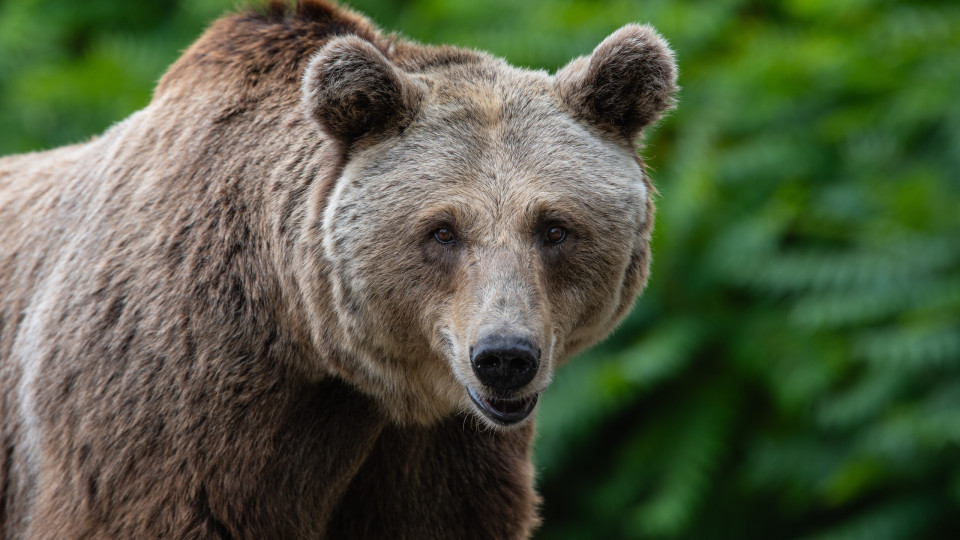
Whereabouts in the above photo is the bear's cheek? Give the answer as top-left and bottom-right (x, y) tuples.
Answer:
(337, 223), (459, 350)
(544, 239), (634, 348)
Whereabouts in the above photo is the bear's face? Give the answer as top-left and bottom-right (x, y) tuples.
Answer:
(302, 27), (676, 428)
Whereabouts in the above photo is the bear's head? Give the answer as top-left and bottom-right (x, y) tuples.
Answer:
(298, 25), (677, 428)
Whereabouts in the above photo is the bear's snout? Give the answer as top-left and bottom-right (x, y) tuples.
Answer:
(470, 334), (540, 393)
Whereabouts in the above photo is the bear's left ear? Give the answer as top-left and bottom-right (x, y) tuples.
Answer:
(555, 24), (678, 142)
(302, 35), (426, 146)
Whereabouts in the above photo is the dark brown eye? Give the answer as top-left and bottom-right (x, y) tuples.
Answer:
(546, 226), (566, 244)
(434, 228), (456, 244)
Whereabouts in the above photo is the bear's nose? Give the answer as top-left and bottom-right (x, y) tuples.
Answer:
(470, 334), (540, 393)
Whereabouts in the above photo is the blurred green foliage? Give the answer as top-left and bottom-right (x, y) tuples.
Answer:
(1, 0), (958, 538)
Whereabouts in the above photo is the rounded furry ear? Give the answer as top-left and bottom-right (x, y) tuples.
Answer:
(302, 36), (425, 145)
(555, 24), (678, 142)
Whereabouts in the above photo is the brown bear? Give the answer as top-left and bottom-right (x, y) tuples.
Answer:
(0, 0), (677, 537)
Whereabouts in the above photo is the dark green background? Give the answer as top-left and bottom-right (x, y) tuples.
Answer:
(2, 1), (959, 538)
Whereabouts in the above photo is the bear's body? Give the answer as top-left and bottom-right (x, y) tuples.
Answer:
(0, 1), (676, 537)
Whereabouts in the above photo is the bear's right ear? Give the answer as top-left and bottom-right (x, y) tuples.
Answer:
(555, 24), (678, 143)
(302, 36), (426, 146)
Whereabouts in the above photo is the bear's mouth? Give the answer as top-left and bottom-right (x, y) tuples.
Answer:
(467, 386), (538, 426)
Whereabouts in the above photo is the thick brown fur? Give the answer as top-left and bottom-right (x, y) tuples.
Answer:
(0, 1), (677, 537)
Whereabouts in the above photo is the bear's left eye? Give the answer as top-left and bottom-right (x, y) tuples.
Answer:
(545, 226), (567, 244)
(434, 228), (456, 244)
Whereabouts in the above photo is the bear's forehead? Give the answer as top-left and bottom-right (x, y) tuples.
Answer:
(350, 100), (643, 221)
(365, 109), (637, 186)
(417, 61), (557, 122)
(399, 83), (639, 188)
(343, 56), (646, 214)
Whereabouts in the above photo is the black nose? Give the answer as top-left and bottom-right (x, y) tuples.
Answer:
(470, 334), (540, 393)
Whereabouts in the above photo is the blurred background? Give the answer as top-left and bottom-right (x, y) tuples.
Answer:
(2, 0), (958, 538)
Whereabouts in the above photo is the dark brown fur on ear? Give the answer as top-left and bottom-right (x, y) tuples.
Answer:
(302, 35), (426, 145)
(556, 24), (678, 141)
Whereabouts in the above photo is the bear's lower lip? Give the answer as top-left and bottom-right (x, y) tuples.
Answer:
(466, 386), (538, 426)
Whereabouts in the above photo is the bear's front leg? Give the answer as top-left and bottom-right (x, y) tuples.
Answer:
(325, 414), (540, 539)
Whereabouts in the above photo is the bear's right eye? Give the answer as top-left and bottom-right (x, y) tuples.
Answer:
(545, 226), (567, 244)
(433, 228), (456, 244)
